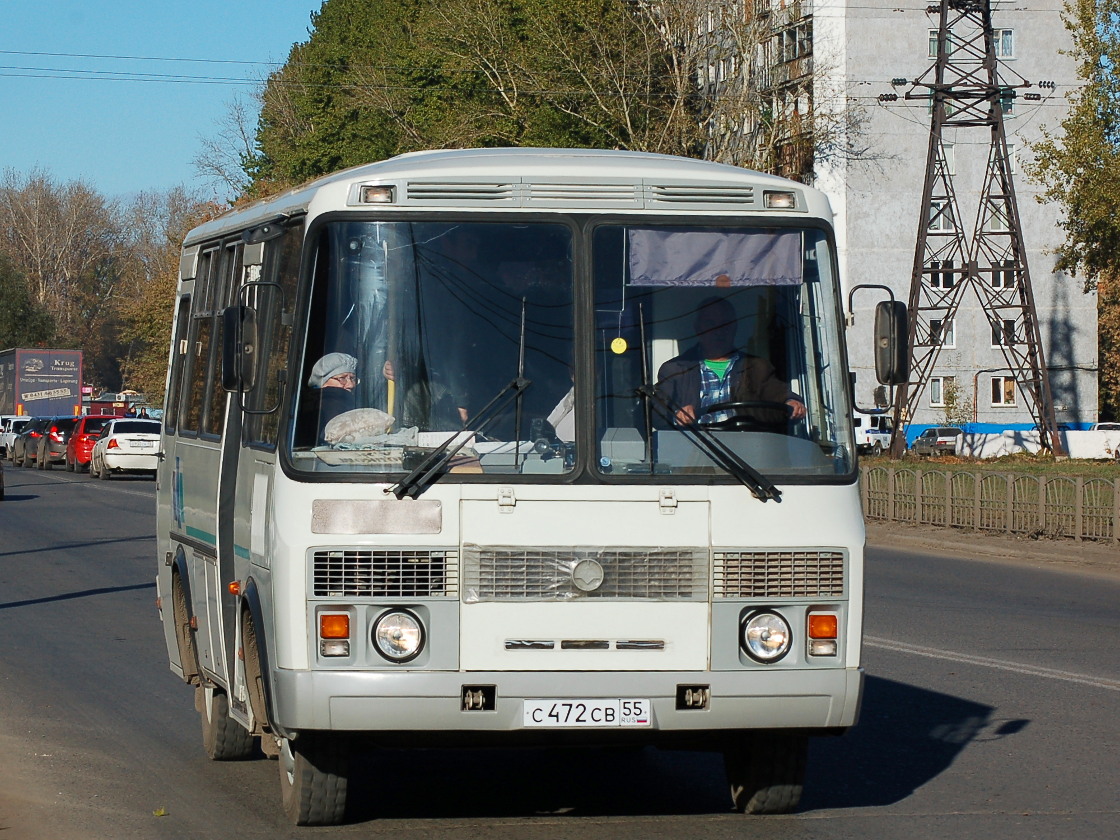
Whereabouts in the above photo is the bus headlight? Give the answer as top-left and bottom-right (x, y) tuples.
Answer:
(372, 610), (424, 662)
(741, 610), (792, 663)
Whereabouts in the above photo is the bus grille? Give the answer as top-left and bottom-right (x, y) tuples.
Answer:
(713, 550), (845, 598)
(312, 549), (459, 598)
(462, 546), (707, 603)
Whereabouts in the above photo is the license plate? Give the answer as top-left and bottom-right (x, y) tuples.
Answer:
(132, 440), (154, 448)
(523, 699), (651, 728)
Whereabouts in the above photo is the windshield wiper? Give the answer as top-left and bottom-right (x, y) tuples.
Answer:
(635, 385), (782, 503)
(388, 376), (531, 499)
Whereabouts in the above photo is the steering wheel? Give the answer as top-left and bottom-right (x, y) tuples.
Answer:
(700, 400), (794, 431)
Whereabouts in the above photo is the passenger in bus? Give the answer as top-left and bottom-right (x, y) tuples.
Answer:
(307, 352), (358, 439)
(656, 297), (805, 427)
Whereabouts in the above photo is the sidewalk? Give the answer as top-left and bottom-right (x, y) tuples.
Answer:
(865, 520), (1120, 577)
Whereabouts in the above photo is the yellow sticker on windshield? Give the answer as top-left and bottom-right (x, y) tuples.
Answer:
(610, 337), (628, 355)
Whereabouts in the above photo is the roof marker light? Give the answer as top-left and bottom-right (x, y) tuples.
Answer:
(359, 185), (395, 204)
(764, 190), (797, 209)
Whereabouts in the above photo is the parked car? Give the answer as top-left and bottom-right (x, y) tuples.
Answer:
(65, 414), (120, 472)
(910, 426), (964, 457)
(88, 418), (162, 479)
(35, 416), (79, 470)
(0, 416), (30, 458)
(11, 417), (51, 467)
(1091, 422), (1120, 431)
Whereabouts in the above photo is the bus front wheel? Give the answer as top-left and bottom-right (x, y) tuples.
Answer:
(199, 684), (255, 760)
(723, 730), (808, 814)
(279, 733), (349, 826)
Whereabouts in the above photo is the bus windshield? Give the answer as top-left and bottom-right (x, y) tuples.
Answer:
(290, 220), (575, 474)
(592, 223), (853, 478)
(288, 218), (852, 480)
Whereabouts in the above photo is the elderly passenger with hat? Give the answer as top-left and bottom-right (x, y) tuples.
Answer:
(308, 352), (357, 439)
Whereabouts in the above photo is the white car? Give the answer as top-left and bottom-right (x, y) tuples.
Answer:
(0, 416), (30, 459)
(88, 418), (162, 479)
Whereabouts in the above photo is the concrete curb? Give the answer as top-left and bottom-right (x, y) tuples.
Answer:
(865, 520), (1120, 577)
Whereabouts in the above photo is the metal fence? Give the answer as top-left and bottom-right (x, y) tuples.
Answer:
(860, 466), (1120, 543)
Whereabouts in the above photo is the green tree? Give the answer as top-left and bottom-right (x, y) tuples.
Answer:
(1028, 0), (1120, 417)
(1029, 0), (1120, 285)
(939, 377), (974, 428)
(0, 253), (54, 348)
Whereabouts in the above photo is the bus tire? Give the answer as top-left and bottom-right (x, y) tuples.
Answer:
(199, 685), (255, 760)
(279, 733), (349, 826)
(723, 730), (808, 814)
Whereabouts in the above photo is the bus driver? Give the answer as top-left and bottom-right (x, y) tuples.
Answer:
(656, 297), (805, 427)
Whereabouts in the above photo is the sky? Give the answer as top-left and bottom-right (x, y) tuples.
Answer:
(0, 1), (323, 200)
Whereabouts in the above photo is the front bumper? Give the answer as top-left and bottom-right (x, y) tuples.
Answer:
(271, 667), (864, 737)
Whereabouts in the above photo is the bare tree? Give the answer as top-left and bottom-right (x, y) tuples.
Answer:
(193, 93), (262, 200)
(0, 168), (123, 341)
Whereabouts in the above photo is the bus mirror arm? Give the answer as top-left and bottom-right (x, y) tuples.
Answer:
(388, 376), (531, 500)
(636, 386), (782, 503)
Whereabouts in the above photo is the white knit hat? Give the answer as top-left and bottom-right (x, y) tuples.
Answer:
(308, 352), (357, 387)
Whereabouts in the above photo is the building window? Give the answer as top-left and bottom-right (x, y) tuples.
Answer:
(994, 28), (1014, 58)
(929, 317), (955, 347)
(929, 29), (955, 58)
(928, 259), (955, 289)
(929, 199), (955, 232)
(986, 203), (1011, 232)
(942, 143), (955, 176)
(991, 318), (1016, 346)
(778, 23), (812, 63)
(991, 376), (1016, 406)
(991, 260), (1017, 288)
(930, 376), (953, 407)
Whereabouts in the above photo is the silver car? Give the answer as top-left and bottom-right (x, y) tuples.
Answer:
(910, 426), (963, 457)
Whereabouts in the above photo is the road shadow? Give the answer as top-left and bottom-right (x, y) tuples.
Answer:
(0, 581), (156, 610)
(336, 674), (1013, 822)
(0, 533), (156, 559)
(803, 674), (1022, 809)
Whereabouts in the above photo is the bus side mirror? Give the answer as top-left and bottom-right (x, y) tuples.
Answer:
(874, 300), (908, 386)
(222, 305), (259, 392)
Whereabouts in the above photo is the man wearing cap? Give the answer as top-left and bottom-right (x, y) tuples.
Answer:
(308, 352), (358, 439)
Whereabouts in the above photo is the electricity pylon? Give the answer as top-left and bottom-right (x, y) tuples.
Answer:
(885, 0), (1062, 457)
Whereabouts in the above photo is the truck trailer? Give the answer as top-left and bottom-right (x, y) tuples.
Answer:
(0, 348), (84, 417)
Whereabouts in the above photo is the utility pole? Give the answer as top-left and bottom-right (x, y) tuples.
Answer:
(883, 0), (1063, 457)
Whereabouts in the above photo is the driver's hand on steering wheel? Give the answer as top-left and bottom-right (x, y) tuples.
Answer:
(786, 398), (806, 420)
(676, 404), (698, 425)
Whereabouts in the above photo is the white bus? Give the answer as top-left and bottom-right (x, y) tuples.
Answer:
(155, 148), (905, 824)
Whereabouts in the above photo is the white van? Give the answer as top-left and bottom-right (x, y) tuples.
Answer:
(853, 412), (893, 455)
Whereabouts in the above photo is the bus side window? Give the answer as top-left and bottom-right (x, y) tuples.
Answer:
(181, 250), (216, 435)
(165, 296), (191, 434)
(246, 223), (303, 447)
(201, 241), (242, 438)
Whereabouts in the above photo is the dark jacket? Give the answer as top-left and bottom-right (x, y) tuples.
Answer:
(656, 346), (796, 422)
(316, 387), (355, 440)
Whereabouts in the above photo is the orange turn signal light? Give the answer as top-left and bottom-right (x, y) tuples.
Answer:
(320, 613), (351, 639)
(227, 580), (241, 596)
(808, 614), (838, 639)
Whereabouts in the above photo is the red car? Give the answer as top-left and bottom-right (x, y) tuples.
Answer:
(65, 414), (121, 472)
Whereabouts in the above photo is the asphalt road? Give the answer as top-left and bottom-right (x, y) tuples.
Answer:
(1, 465), (1118, 839)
